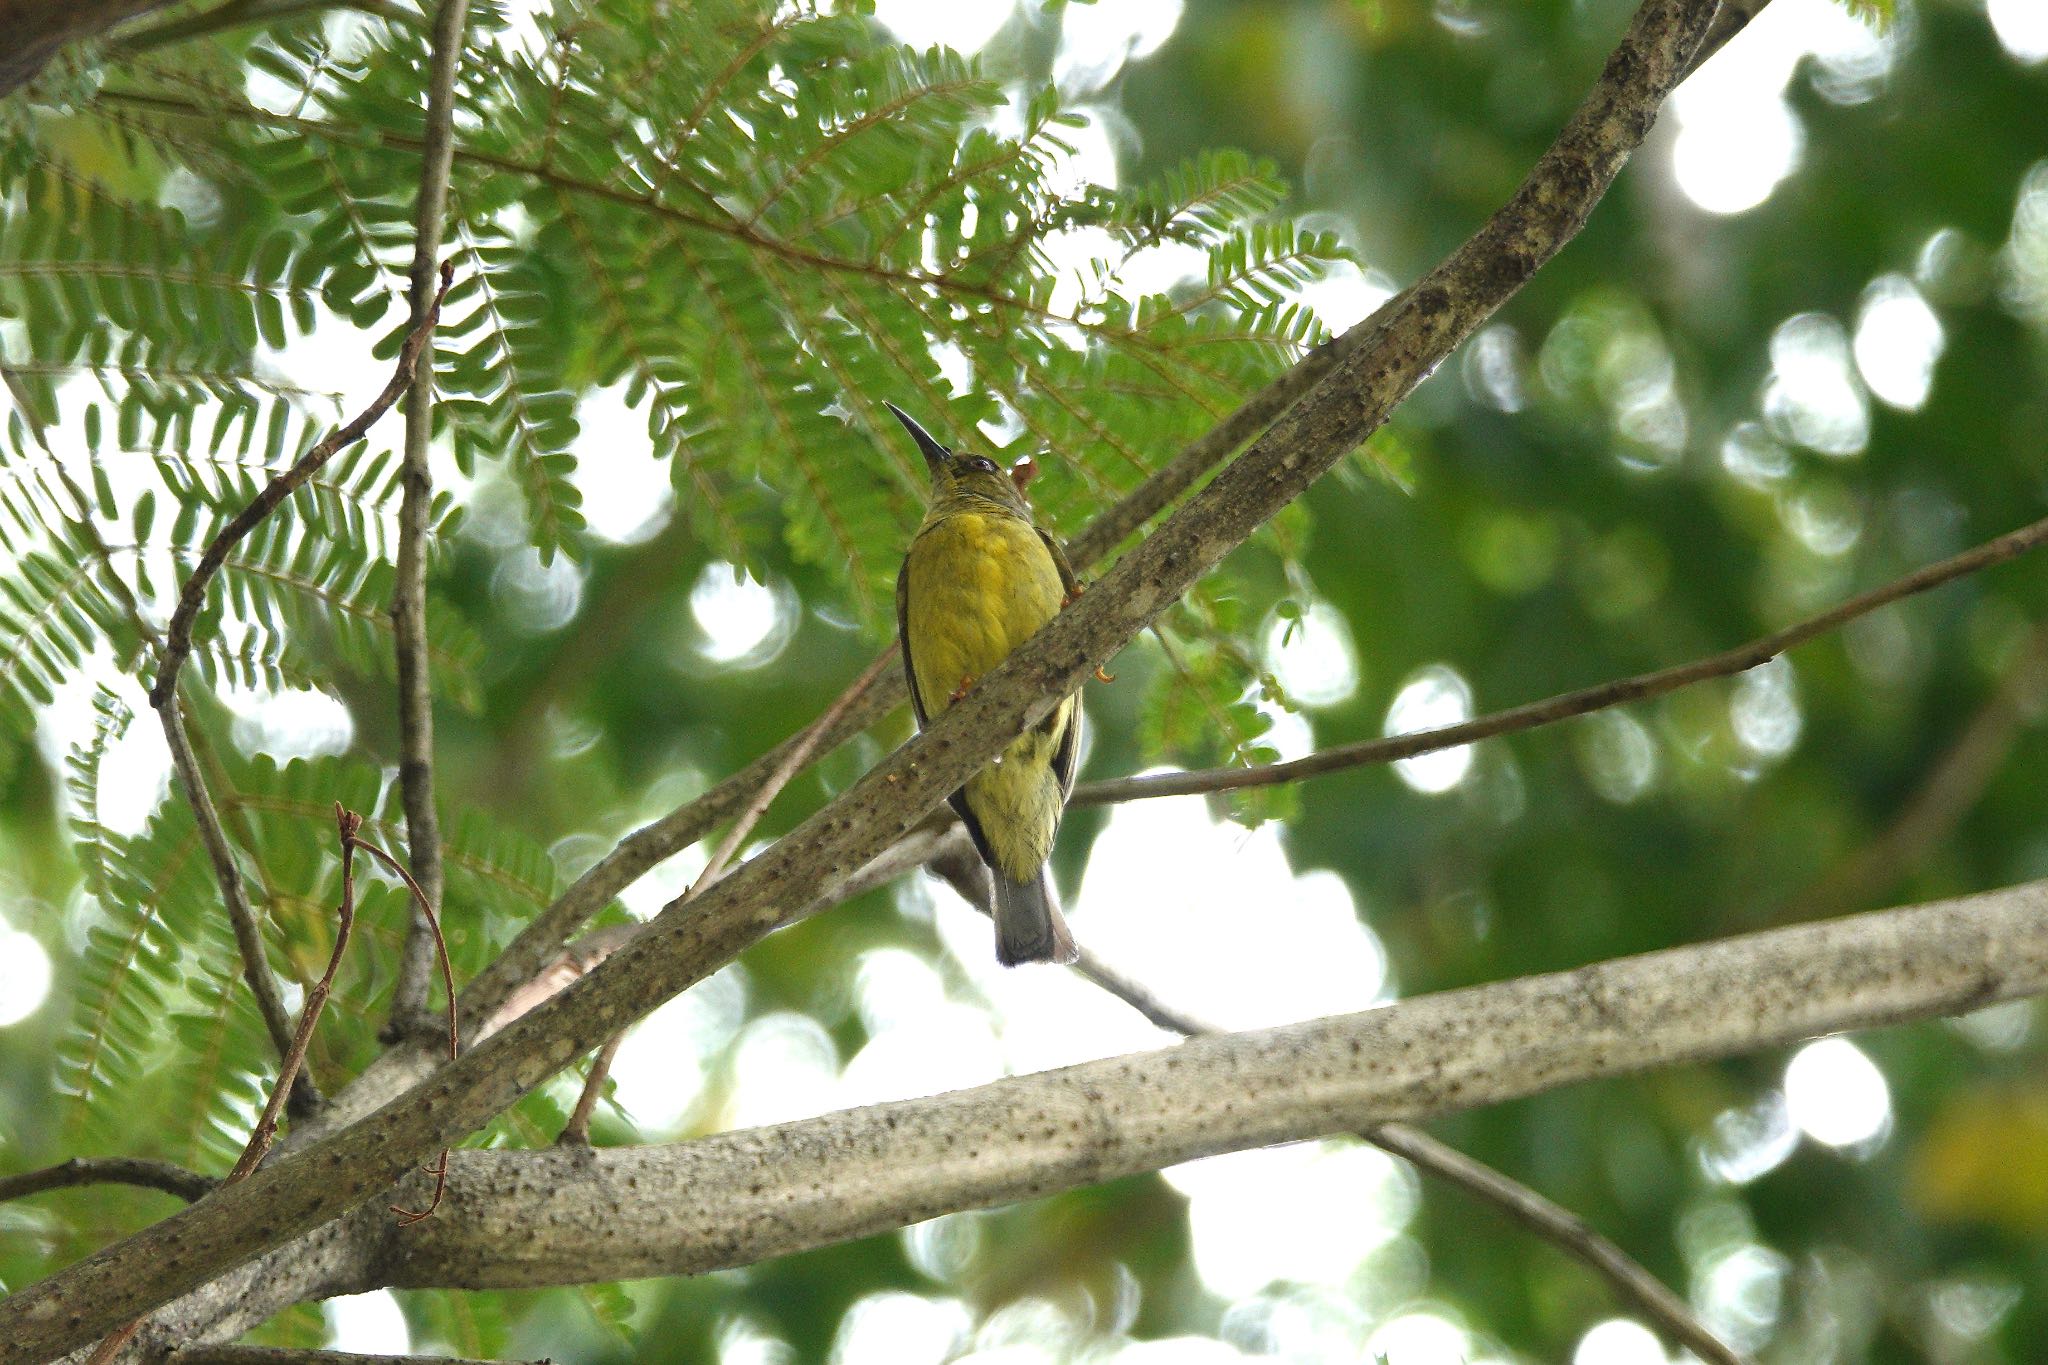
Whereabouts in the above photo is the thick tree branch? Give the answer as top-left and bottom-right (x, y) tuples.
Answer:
(69, 874), (2048, 1356)
(0, 1158), (217, 1206)
(376, 880), (2046, 1294)
(1074, 511), (2048, 807)
(0, 3), (1719, 1353)
(384, 0), (471, 1043)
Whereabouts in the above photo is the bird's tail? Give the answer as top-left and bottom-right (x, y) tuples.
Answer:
(992, 868), (1078, 967)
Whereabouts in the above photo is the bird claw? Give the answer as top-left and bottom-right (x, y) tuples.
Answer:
(1062, 582), (1086, 608)
(1093, 665), (1115, 683)
(949, 673), (976, 704)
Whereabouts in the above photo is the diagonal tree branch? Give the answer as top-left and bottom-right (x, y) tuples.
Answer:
(1072, 511), (2048, 807)
(0, 1), (1722, 1352)
(383, 0), (473, 1044)
(159, 702), (305, 1081)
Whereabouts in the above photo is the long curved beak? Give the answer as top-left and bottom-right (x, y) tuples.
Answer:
(884, 402), (950, 472)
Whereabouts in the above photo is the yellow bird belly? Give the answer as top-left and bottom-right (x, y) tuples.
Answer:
(904, 510), (1073, 882)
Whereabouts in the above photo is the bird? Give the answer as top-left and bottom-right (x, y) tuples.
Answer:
(889, 402), (1083, 966)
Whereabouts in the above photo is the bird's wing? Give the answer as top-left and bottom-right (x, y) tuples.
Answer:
(1035, 525), (1084, 601)
(895, 554), (930, 731)
(1050, 693), (1081, 799)
(1033, 525), (1084, 800)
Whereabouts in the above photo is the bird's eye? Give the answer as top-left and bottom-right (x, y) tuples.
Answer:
(964, 456), (999, 475)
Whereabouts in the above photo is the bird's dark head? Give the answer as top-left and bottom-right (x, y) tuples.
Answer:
(886, 403), (1030, 514)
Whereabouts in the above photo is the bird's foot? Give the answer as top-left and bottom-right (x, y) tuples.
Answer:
(949, 673), (976, 704)
(1093, 664), (1115, 683)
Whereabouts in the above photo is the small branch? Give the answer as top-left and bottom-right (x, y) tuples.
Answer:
(159, 701), (305, 1089)
(1074, 512), (2048, 807)
(1682, 0), (1773, 82)
(1366, 1126), (1742, 1365)
(929, 850), (1746, 1365)
(352, 835), (460, 1223)
(558, 648), (894, 1144)
(555, 1031), (625, 1147)
(0, 1157), (217, 1206)
(226, 806), (363, 1183)
(0, 0), (178, 99)
(384, 0), (474, 1043)
(170, 1350), (547, 1365)
(148, 260), (454, 708)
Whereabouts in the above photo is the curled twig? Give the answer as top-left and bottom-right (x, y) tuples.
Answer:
(350, 834), (460, 1222)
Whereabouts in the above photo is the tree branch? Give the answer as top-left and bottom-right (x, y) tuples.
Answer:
(0, 1158), (217, 1206)
(157, 701), (305, 1084)
(557, 647), (893, 1144)
(1072, 511), (2048, 807)
(372, 879), (2047, 1294)
(66, 873), (2048, 1357)
(383, 0), (472, 1043)
(148, 262), (453, 709)
(0, 2), (1721, 1352)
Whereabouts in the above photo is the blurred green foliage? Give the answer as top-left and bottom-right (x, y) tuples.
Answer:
(2, 0), (2046, 1361)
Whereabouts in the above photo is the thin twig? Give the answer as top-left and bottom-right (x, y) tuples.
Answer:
(1074, 513), (2048, 807)
(698, 648), (896, 891)
(0, 1157), (217, 1205)
(227, 806), (363, 1183)
(353, 836), (461, 1222)
(385, 0), (474, 1043)
(555, 1030), (626, 1147)
(158, 700), (306, 1086)
(558, 649), (894, 1144)
(141, 262), (450, 1111)
(928, 849), (1746, 1365)
(148, 258), (454, 707)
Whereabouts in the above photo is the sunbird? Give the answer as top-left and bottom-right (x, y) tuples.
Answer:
(890, 402), (1082, 965)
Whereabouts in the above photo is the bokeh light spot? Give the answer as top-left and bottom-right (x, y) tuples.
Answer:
(0, 926), (52, 1026)
(1262, 601), (1359, 708)
(1989, 0), (2048, 64)
(1386, 665), (1475, 794)
(689, 562), (794, 665)
(1853, 274), (1944, 410)
(326, 1290), (410, 1353)
(872, 0), (1015, 54)
(1784, 1036), (1891, 1149)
